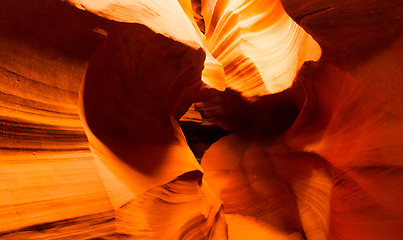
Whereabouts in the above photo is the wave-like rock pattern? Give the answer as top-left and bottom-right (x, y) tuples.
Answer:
(200, 1), (403, 239)
(284, 36), (403, 239)
(0, 0), (226, 239)
(202, 0), (321, 95)
(0, 1), (117, 238)
(202, 133), (332, 240)
(115, 172), (227, 240)
(1, 0), (403, 239)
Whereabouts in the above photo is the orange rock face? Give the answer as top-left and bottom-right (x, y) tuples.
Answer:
(0, 0), (402, 239)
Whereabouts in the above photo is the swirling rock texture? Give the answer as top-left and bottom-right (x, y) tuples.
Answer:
(0, 0), (402, 240)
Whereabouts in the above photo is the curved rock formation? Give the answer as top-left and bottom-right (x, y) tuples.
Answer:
(0, 0), (402, 239)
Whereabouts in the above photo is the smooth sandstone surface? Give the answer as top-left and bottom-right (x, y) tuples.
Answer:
(0, 0), (402, 239)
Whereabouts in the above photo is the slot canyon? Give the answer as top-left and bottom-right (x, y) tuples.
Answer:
(0, 0), (402, 239)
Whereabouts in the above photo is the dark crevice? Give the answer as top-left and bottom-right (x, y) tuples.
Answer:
(0, 212), (115, 236)
(191, 0), (206, 34)
(175, 170), (204, 182)
(179, 121), (230, 162)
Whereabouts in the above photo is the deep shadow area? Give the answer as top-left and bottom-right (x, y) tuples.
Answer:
(179, 121), (230, 162)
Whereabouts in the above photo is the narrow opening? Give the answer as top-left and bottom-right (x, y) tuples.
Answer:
(191, 0), (205, 34)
